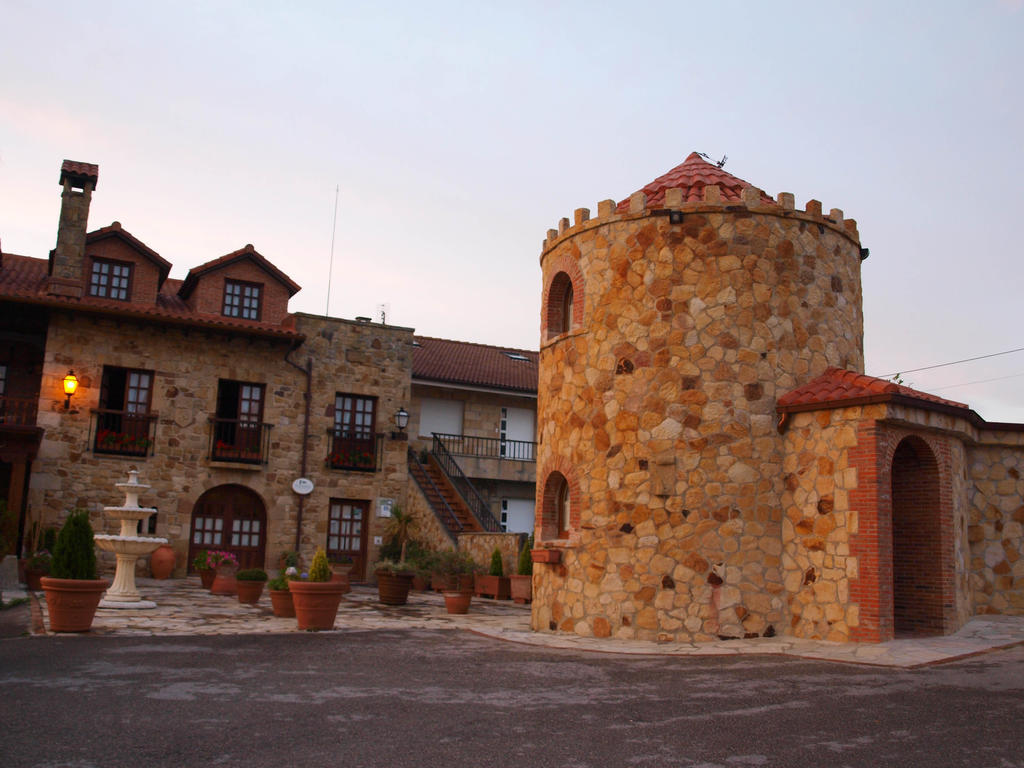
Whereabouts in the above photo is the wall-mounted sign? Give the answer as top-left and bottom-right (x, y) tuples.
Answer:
(291, 477), (314, 495)
(377, 498), (394, 517)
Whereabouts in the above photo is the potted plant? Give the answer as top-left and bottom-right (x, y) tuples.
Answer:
(23, 548), (51, 591)
(329, 554), (354, 594)
(192, 549), (216, 589)
(278, 550), (300, 572)
(289, 548), (345, 630)
(208, 550), (240, 595)
(475, 547), (511, 600)
(236, 568), (268, 604)
(432, 548), (477, 593)
(509, 535), (533, 604)
(407, 543), (437, 591)
(374, 559), (415, 605)
(267, 570), (295, 618)
(40, 509), (110, 632)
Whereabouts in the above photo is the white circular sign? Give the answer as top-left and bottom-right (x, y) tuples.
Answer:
(291, 477), (314, 495)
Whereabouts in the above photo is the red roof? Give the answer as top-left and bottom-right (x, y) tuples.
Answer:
(777, 368), (969, 413)
(178, 244), (301, 299)
(0, 252), (302, 341)
(413, 337), (538, 393)
(616, 152), (775, 212)
(60, 159), (99, 189)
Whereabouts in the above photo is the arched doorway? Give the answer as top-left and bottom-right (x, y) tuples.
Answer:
(891, 436), (944, 636)
(188, 484), (267, 571)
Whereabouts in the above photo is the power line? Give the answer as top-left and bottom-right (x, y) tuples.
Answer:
(930, 371), (1024, 392)
(878, 345), (1024, 379)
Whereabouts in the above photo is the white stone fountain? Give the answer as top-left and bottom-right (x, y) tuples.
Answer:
(94, 469), (168, 609)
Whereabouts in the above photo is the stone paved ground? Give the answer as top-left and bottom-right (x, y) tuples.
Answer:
(10, 577), (1024, 668)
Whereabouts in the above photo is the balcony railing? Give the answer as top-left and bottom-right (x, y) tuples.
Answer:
(0, 396), (39, 427)
(326, 431), (383, 472)
(91, 410), (158, 457)
(432, 433), (536, 462)
(209, 418), (272, 464)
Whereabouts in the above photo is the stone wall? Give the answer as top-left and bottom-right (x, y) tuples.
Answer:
(29, 310), (413, 579)
(968, 442), (1024, 614)
(533, 189), (864, 642)
(457, 531), (524, 575)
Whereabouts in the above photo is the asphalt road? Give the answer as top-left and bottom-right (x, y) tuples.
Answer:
(2, 628), (1023, 768)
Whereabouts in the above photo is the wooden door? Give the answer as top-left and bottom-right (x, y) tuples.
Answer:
(327, 499), (369, 581)
(188, 484), (267, 571)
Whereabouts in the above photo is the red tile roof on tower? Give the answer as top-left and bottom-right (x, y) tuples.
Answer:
(616, 152), (775, 213)
(777, 367), (969, 413)
(413, 337), (538, 394)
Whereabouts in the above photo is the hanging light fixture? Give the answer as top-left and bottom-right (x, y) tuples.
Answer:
(391, 407), (410, 439)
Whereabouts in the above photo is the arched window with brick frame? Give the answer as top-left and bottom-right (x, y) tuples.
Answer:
(539, 467), (579, 541)
(543, 259), (583, 340)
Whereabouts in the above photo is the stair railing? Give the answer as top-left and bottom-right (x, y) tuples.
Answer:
(431, 434), (501, 532)
(407, 447), (463, 539)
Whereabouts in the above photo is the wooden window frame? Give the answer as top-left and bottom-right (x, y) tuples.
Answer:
(89, 258), (133, 301)
(222, 279), (263, 321)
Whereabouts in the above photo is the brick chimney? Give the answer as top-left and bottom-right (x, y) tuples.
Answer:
(47, 159), (99, 298)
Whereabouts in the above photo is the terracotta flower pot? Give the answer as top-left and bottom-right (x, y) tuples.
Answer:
(150, 544), (175, 579)
(211, 565), (237, 596)
(290, 580), (345, 630)
(376, 570), (414, 605)
(443, 590), (472, 614)
(198, 568), (216, 589)
(330, 572), (351, 594)
(40, 577), (110, 632)
(25, 567), (47, 591)
(475, 574), (511, 600)
(236, 580), (266, 605)
(531, 548), (562, 564)
(269, 588), (295, 618)
(509, 574), (533, 604)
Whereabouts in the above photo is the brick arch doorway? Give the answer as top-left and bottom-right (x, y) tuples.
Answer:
(187, 484), (267, 571)
(891, 436), (946, 636)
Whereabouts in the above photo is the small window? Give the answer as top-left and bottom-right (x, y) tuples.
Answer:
(545, 271), (576, 338)
(503, 352), (530, 362)
(541, 470), (574, 540)
(89, 259), (132, 301)
(223, 280), (262, 320)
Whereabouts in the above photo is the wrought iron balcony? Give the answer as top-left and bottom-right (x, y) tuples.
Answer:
(431, 433), (536, 461)
(91, 410), (158, 457)
(0, 396), (39, 427)
(326, 430), (383, 472)
(209, 418), (271, 464)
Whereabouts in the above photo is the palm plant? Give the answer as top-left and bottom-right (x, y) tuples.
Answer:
(384, 506), (417, 563)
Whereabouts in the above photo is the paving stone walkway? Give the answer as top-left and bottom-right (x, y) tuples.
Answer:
(10, 577), (1024, 668)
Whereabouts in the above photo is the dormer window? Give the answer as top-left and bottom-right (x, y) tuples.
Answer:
(89, 258), (132, 301)
(223, 280), (262, 320)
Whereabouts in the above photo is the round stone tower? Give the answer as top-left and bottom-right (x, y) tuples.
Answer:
(533, 152), (865, 642)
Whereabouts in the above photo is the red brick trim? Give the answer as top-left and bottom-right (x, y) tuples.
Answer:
(541, 254), (584, 340)
(848, 423), (957, 641)
(537, 456), (582, 541)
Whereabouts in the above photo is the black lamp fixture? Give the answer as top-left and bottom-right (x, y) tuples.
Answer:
(62, 370), (79, 409)
(391, 407), (410, 439)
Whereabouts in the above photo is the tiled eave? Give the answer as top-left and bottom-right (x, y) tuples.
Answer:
(413, 376), (537, 398)
(0, 293), (305, 344)
(776, 393), (1024, 434)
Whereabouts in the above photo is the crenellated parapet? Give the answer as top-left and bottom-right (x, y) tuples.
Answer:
(540, 183), (861, 264)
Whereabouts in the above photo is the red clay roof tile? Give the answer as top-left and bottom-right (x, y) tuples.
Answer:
(616, 152), (775, 213)
(413, 336), (537, 393)
(777, 367), (969, 412)
(178, 244), (301, 299)
(60, 159), (99, 189)
(0, 252), (302, 341)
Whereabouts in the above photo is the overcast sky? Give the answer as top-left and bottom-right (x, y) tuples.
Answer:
(2, 1), (1022, 421)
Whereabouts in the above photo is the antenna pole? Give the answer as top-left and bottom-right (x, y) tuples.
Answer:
(325, 185), (339, 317)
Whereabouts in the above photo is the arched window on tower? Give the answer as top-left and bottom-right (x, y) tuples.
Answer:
(545, 271), (577, 339)
(541, 470), (575, 541)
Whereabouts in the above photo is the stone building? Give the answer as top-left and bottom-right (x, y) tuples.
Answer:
(0, 160), (415, 579)
(532, 152), (1024, 643)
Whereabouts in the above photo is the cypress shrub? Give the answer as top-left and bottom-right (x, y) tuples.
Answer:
(489, 547), (503, 577)
(308, 548), (332, 582)
(50, 510), (97, 580)
(517, 534), (533, 576)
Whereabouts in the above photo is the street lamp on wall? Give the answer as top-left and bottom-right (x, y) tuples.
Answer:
(391, 407), (410, 440)
(62, 370), (79, 410)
